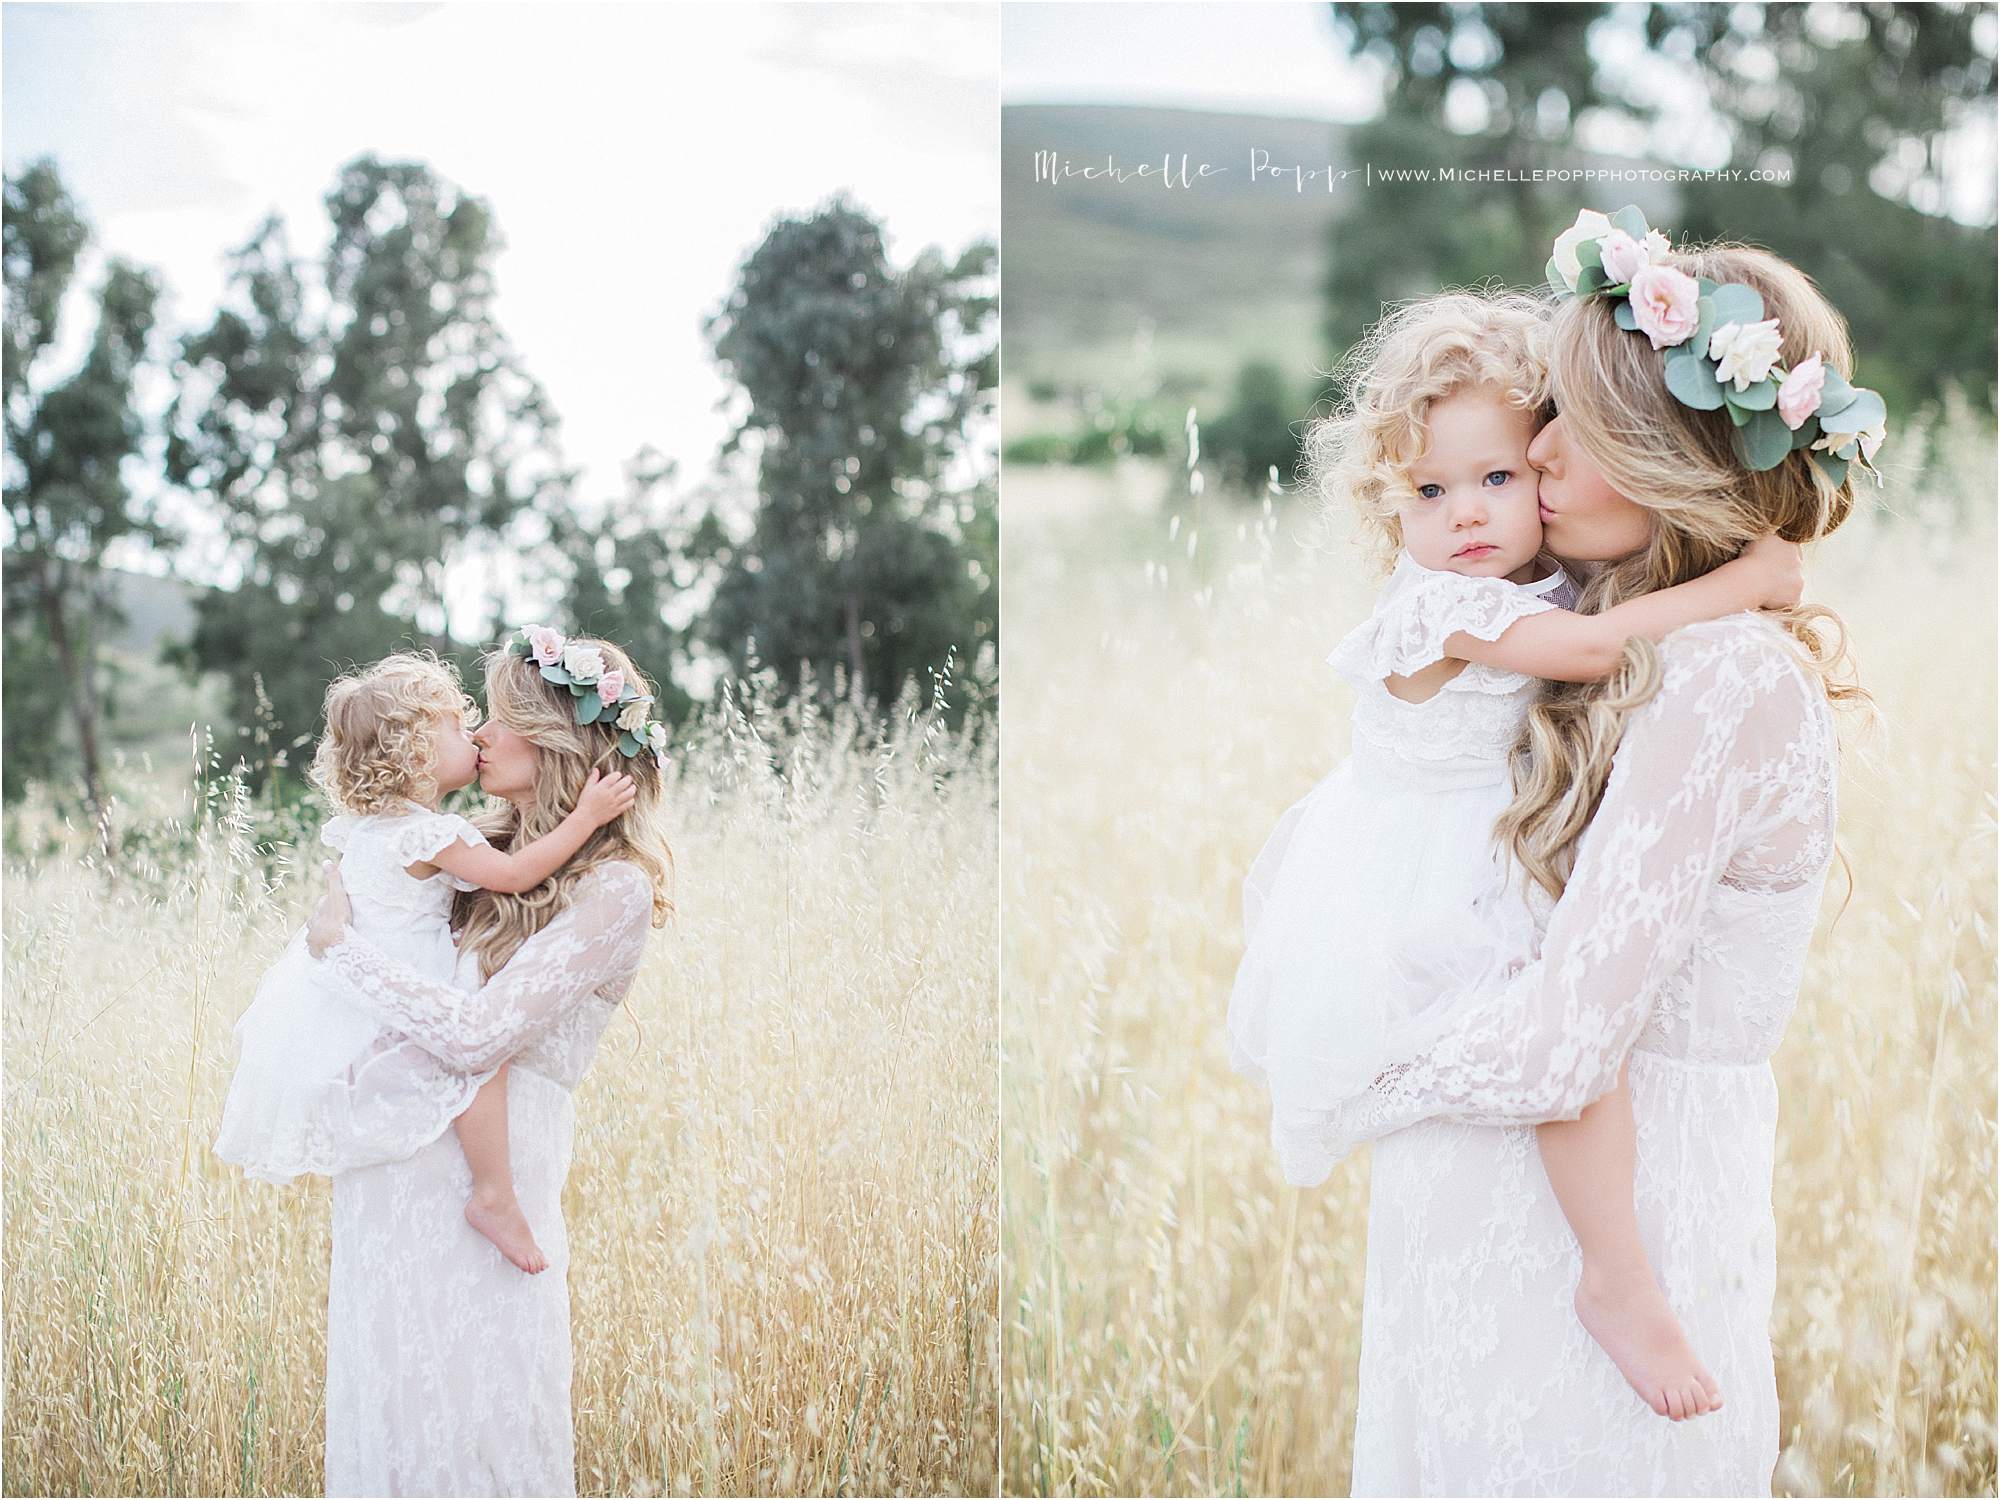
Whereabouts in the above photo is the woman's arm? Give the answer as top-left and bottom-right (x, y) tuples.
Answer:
(1446, 537), (1804, 682)
(415, 770), (636, 894)
(1319, 622), (1826, 1147)
(309, 862), (652, 1073)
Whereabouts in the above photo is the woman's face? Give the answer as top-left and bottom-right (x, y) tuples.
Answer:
(1525, 413), (1654, 563)
(473, 714), (539, 804)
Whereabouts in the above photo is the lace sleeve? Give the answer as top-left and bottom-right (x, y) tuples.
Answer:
(1329, 571), (1560, 683)
(317, 862), (652, 1074)
(1324, 619), (1830, 1141)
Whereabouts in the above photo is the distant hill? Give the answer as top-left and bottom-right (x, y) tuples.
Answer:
(1002, 103), (1349, 390)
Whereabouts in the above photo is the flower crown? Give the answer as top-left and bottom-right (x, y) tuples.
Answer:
(1545, 205), (1886, 486)
(505, 625), (668, 770)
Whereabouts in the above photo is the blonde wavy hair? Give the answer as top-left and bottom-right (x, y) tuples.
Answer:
(309, 652), (476, 816)
(1496, 241), (1869, 902)
(1305, 287), (1554, 573)
(451, 640), (675, 980)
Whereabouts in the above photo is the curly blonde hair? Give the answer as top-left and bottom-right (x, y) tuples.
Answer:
(1304, 288), (1554, 572)
(451, 641), (675, 979)
(1496, 241), (1869, 902)
(309, 653), (477, 816)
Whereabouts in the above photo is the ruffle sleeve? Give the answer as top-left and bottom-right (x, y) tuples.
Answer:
(383, 811), (490, 892)
(321, 815), (359, 852)
(1329, 562), (1562, 685)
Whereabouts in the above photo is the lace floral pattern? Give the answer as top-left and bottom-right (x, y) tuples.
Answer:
(1332, 616), (1837, 1495)
(316, 861), (654, 1497)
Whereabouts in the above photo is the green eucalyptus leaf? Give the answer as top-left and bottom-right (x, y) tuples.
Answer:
(1664, 351), (1726, 411)
(1813, 368), (1857, 417)
(1613, 300), (1639, 332)
(1726, 377), (1777, 412)
(575, 694), (603, 726)
(1811, 448), (1850, 487)
(1790, 419), (1818, 451)
(619, 731), (643, 757)
(1575, 264), (1610, 296)
(539, 664), (572, 686)
(1732, 408), (1793, 470)
(1576, 237), (1604, 273)
(1824, 388), (1885, 433)
(1608, 204), (1650, 239)
(1545, 256), (1570, 297)
(1706, 283), (1765, 329)
(1726, 398), (1753, 428)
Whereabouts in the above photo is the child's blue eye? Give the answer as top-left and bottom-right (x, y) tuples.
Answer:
(1484, 470), (1512, 487)
(1417, 483), (1443, 501)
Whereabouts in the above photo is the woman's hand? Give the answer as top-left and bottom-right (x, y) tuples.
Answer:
(1739, 533), (1805, 609)
(306, 862), (354, 958)
(574, 767), (638, 829)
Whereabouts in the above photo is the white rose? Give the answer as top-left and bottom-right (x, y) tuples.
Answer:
(1641, 228), (1672, 264)
(616, 698), (651, 733)
(1707, 317), (1784, 391)
(1551, 209), (1612, 291)
(644, 721), (668, 750)
(561, 643), (606, 682)
(1813, 420), (1886, 461)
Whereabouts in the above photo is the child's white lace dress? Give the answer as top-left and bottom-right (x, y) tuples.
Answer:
(1226, 550), (1575, 1187)
(213, 804), (491, 1183)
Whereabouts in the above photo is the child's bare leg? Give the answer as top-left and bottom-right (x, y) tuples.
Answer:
(1536, 1057), (1721, 1421)
(454, 1065), (547, 1274)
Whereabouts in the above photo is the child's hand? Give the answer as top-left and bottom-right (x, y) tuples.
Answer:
(1738, 533), (1804, 610)
(574, 767), (638, 828)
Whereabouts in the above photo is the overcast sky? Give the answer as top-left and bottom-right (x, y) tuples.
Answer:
(5, 1), (999, 594)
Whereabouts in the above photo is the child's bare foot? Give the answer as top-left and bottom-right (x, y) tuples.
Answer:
(1574, 1261), (1723, 1421)
(465, 1188), (547, 1274)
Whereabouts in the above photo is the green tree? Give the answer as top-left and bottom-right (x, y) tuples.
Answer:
(2, 159), (163, 817)
(1202, 361), (1308, 494)
(701, 197), (996, 708)
(1319, 2), (1997, 415)
(166, 156), (563, 768)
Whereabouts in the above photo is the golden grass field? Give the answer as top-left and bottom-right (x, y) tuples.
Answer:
(3, 678), (998, 1496)
(1001, 408), (1998, 1497)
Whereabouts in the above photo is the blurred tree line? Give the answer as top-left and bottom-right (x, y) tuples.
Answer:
(1171, 1), (1996, 496)
(1318, 1), (1995, 417)
(2, 157), (996, 817)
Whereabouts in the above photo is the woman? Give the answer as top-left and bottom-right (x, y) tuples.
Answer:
(303, 636), (673, 1497)
(1321, 241), (1865, 1495)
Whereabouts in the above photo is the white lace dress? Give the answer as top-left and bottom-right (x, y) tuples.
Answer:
(214, 806), (492, 1182)
(1311, 615), (1838, 1496)
(311, 860), (655, 1497)
(1227, 552), (1576, 1185)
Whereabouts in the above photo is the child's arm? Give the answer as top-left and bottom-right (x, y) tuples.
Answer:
(1446, 535), (1803, 683)
(413, 768), (637, 894)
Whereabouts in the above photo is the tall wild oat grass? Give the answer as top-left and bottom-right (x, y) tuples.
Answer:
(1001, 405), (1998, 1496)
(4, 666), (999, 1496)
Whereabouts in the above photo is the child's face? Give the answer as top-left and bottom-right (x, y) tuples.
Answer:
(428, 712), (482, 796)
(1396, 387), (1545, 581)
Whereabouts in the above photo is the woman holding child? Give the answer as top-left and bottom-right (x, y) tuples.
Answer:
(1228, 208), (1881, 1494)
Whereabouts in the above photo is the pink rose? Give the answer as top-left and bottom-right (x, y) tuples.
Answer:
(1597, 228), (1648, 285)
(1626, 264), (1700, 351)
(1776, 353), (1826, 431)
(596, 668), (625, 706)
(526, 624), (565, 667)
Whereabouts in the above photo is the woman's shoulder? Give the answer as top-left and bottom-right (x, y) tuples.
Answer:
(1648, 612), (1831, 740)
(573, 859), (659, 921)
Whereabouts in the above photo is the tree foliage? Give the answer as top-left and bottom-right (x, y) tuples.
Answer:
(701, 197), (997, 708)
(3, 160), (163, 814)
(165, 156), (564, 767)
(1321, 1), (1997, 417)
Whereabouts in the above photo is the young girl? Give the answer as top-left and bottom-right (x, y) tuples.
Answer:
(213, 652), (635, 1274)
(1225, 290), (1802, 1424)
